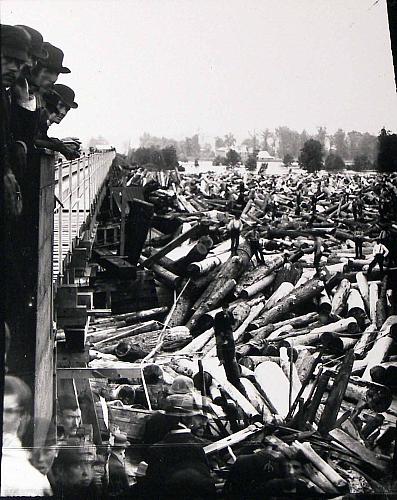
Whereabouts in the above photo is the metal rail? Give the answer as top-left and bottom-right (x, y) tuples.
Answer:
(53, 150), (115, 282)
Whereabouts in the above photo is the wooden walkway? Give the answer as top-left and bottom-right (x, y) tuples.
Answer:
(53, 151), (116, 282)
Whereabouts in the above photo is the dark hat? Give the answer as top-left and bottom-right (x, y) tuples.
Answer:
(1, 24), (31, 63)
(53, 84), (78, 108)
(15, 25), (48, 60)
(42, 42), (71, 73)
(112, 432), (130, 448)
(55, 445), (95, 467)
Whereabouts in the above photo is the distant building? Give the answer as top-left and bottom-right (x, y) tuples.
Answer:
(257, 150), (275, 161)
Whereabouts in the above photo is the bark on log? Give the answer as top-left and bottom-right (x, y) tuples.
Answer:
(331, 278), (351, 316)
(253, 278), (324, 328)
(239, 274), (275, 299)
(201, 358), (260, 419)
(356, 271), (370, 313)
(362, 316), (397, 381)
(115, 325), (192, 354)
(375, 276), (388, 329)
(353, 324), (378, 359)
(90, 320), (161, 348)
(347, 288), (367, 326)
(293, 441), (348, 490)
(318, 349), (354, 435)
(187, 242), (252, 330)
(265, 282), (295, 310)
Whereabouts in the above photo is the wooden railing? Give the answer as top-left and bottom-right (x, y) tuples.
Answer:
(53, 150), (116, 282)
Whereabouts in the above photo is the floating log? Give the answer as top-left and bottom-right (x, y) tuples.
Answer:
(375, 276), (388, 329)
(347, 288), (367, 327)
(318, 289), (332, 315)
(239, 274), (275, 299)
(172, 242), (209, 276)
(187, 254), (225, 277)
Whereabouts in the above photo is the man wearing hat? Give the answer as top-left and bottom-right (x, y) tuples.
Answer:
(108, 432), (131, 497)
(144, 404), (216, 499)
(246, 224), (265, 265)
(51, 442), (100, 498)
(214, 301), (247, 395)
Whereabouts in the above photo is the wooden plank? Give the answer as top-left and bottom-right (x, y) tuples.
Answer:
(142, 223), (201, 268)
(57, 366), (142, 381)
(329, 428), (388, 472)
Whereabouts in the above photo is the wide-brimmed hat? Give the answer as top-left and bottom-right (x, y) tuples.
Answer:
(1, 24), (31, 63)
(42, 42), (71, 73)
(112, 431), (130, 448)
(15, 25), (48, 60)
(52, 84), (78, 109)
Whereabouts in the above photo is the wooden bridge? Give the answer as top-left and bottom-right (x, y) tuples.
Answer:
(16, 148), (115, 447)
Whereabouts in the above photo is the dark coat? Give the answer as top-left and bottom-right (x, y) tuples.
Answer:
(144, 430), (215, 499)
(214, 311), (235, 361)
(108, 453), (129, 497)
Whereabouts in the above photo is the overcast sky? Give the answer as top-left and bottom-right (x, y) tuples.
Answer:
(2, 0), (396, 150)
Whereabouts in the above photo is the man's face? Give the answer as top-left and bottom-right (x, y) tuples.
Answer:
(33, 67), (59, 91)
(31, 446), (58, 475)
(51, 101), (70, 124)
(1, 55), (24, 87)
(3, 394), (25, 436)
(60, 460), (94, 487)
(60, 408), (81, 436)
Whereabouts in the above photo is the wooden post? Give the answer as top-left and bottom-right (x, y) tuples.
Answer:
(119, 175), (127, 256)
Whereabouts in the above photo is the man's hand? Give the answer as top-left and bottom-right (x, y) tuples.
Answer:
(60, 144), (80, 160)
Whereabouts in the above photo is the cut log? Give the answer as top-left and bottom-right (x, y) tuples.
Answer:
(356, 272), (370, 312)
(239, 378), (272, 418)
(362, 316), (397, 381)
(252, 278), (324, 328)
(375, 276), (388, 329)
(264, 282), (295, 310)
(239, 274), (275, 299)
(293, 441), (348, 490)
(369, 282), (379, 325)
(201, 358), (260, 419)
(318, 349), (354, 435)
(254, 361), (299, 418)
(318, 289), (332, 315)
(187, 254), (225, 277)
(353, 324), (377, 358)
(172, 242), (209, 276)
(347, 288), (367, 327)
(331, 278), (351, 316)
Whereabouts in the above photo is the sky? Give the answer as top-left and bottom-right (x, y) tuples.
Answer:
(1, 0), (396, 151)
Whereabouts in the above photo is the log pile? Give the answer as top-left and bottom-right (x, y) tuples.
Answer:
(75, 167), (397, 495)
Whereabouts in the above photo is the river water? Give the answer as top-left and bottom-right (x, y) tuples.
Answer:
(181, 160), (298, 176)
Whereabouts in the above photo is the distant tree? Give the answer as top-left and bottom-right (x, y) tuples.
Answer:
(346, 131), (363, 160)
(283, 153), (294, 167)
(162, 146), (179, 169)
(226, 149), (241, 166)
(241, 137), (255, 148)
(245, 154), (257, 171)
(224, 133), (236, 148)
(332, 129), (348, 159)
(298, 139), (323, 172)
(315, 126), (327, 147)
(275, 126), (301, 159)
(354, 154), (373, 170)
(215, 136), (225, 149)
(359, 132), (378, 163)
(325, 153), (345, 171)
(132, 147), (164, 168)
(377, 128), (397, 172)
(212, 155), (228, 166)
(299, 130), (310, 150)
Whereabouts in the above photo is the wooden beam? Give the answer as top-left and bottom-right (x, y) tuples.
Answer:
(142, 223), (201, 268)
(57, 366), (142, 381)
